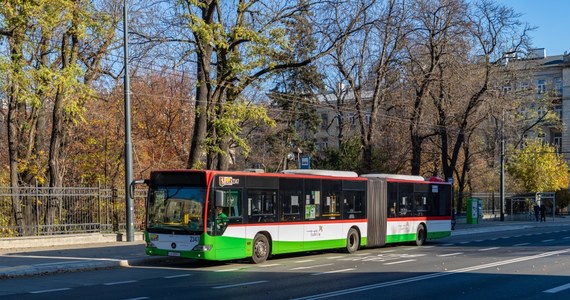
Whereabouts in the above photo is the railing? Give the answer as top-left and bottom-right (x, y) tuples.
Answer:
(464, 192), (567, 220)
(0, 186), (146, 237)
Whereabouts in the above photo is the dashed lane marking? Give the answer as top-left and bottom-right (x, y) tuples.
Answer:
(30, 288), (71, 294)
(212, 281), (268, 289)
(544, 283), (570, 293)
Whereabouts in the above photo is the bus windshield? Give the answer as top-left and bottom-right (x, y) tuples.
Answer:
(147, 186), (206, 234)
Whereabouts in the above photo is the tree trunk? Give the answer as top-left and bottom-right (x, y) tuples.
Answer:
(411, 133), (422, 175)
(7, 34), (25, 235)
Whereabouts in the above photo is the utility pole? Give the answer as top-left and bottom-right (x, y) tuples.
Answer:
(123, 0), (134, 241)
(500, 110), (505, 222)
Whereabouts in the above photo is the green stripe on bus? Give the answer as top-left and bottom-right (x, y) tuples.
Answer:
(146, 235), (369, 261)
(386, 231), (451, 243)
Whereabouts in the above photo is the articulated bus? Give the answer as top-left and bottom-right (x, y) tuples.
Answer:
(137, 169), (452, 263)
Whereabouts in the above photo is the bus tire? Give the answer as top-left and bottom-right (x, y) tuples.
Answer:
(416, 224), (426, 246)
(251, 234), (270, 264)
(345, 228), (360, 253)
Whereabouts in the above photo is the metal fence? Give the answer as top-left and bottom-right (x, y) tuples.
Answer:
(0, 186), (146, 237)
(466, 192), (565, 220)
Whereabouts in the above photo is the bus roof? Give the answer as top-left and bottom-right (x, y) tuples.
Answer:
(360, 173), (426, 181)
(281, 169), (359, 178)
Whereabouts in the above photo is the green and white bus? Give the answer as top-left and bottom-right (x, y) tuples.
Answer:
(138, 169), (452, 263)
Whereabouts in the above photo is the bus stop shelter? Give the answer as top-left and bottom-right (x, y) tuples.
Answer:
(508, 192), (555, 221)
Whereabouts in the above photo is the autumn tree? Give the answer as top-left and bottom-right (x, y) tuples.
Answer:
(507, 139), (568, 193)
(0, 0), (121, 234)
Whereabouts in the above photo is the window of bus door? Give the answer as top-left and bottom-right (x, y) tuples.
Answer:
(247, 189), (277, 223)
(342, 191), (365, 219)
(413, 183), (429, 216)
(147, 186), (206, 233)
(279, 178), (303, 222)
(208, 189), (242, 236)
(322, 180), (342, 219)
(429, 184), (451, 216)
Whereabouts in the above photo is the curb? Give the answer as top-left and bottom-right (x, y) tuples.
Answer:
(0, 256), (170, 279)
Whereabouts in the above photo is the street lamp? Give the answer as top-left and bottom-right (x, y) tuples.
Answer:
(123, 0), (134, 242)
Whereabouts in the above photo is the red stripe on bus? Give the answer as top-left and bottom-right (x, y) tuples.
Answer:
(231, 219), (368, 227)
(387, 216), (451, 222)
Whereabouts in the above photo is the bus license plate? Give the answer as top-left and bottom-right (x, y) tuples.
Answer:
(168, 252), (181, 257)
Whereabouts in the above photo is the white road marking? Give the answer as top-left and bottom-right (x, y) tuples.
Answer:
(312, 268), (356, 275)
(356, 252), (370, 256)
(541, 239), (555, 243)
(513, 243), (530, 246)
(384, 259), (416, 265)
(326, 256), (344, 260)
(214, 268), (240, 272)
(437, 252), (463, 257)
(543, 283), (570, 293)
(563, 237), (570, 240)
(441, 243), (454, 246)
(289, 264), (333, 270)
(124, 297), (150, 300)
(293, 249), (570, 300)
(294, 259), (315, 263)
(30, 288), (71, 294)
(257, 263), (281, 267)
(164, 274), (192, 279)
(459, 241), (470, 244)
(478, 247), (500, 252)
(104, 280), (137, 286)
(212, 281), (268, 289)
(379, 250), (396, 253)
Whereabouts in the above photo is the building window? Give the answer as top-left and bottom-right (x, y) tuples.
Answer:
(317, 140), (328, 151)
(536, 79), (546, 94)
(519, 82), (529, 90)
(555, 77), (563, 95)
(553, 133), (562, 154)
(502, 85), (512, 94)
(321, 113), (329, 130)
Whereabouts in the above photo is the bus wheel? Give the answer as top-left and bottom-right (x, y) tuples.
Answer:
(251, 234), (270, 264)
(345, 228), (360, 253)
(416, 224), (426, 246)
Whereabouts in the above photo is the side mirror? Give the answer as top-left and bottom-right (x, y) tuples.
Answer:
(129, 179), (147, 199)
(215, 190), (226, 207)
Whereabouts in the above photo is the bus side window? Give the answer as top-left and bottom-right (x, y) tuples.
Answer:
(248, 189), (276, 223)
(281, 194), (301, 222)
(343, 191), (364, 219)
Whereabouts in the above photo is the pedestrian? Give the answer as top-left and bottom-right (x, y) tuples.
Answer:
(533, 204), (540, 222)
(540, 204), (546, 222)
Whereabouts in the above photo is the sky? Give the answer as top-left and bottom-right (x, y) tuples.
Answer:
(500, 0), (570, 56)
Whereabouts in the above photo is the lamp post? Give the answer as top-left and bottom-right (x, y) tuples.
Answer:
(123, 0), (134, 242)
(500, 110), (505, 222)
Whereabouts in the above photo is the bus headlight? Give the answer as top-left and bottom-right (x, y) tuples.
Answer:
(192, 245), (212, 252)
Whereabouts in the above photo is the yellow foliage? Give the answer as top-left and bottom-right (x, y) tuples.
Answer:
(507, 140), (569, 192)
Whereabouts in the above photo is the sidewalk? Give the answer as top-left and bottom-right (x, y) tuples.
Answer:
(1, 217), (569, 278)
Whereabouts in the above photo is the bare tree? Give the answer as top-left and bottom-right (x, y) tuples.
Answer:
(328, 0), (408, 172)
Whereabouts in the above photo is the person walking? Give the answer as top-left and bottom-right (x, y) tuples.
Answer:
(533, 204), (540, 222)
(540, 204), (546, 222)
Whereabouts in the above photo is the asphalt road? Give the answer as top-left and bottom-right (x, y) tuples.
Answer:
(0, 225), (569, 300)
